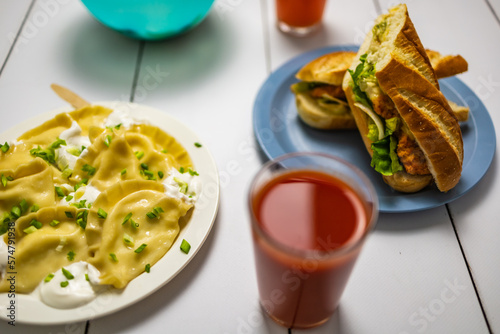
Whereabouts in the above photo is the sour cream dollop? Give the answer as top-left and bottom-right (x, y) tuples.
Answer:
(104, 107), (148, 129)
(60, 183), (101, 207)
(163, 167), (200, 204)
(38, 261), (101, 309)
(56, 121), (91, 170)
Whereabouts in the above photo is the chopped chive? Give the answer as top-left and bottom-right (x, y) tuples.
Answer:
(82, 164), (96, 176)
(74, 178), (88, 191)
(104, 135), (112, 147)
(44, 273), (55, 283)
(140, 163), (149, 170)
(130, 218), (139, 229)
(30, 204), (40, 212)
(61, 167), (73, 179)
(188, 168), (199, 176)
(115, 123), (122, 129)
(123, 233), (134, 247)
(19, 199), (28, 213)
(122, 212), (133, 225)
(60, 281), (69, 288)
(50, 219), (61, 227)
(180, 239), (191, 254)
(71, 199), (87, 209)
(49, 138), (66, 149)
(85, 273), (90, 281)
(1, 142), (10, 153)
(146, 211), (157, 219)
(1, 174), (8, 187)
(135, 151), (144, 160)
(179, 167), (185, 174)
(109, 253), (118, 262)
(65, 195), (74, 202)
(55, 186), (65, 198)
(121, 168), (127, 175)
(76, 210), (88, 230)
(67, 250), (75, 261)
(62, 267), (74, 279)
(10, 206), (21, 219)
(29, 219), (42, 229)
(153, 207), (164, 214)
(161, 149), (168, 154)
(174, 177), (188, 194)
(145, 264), (151, 273)
(23, 226), (38, 234)
(194, 142), (202, 148)
(66, 147), (82, 157)
(134, 243), (147, 253)
(97, 208), (108, 219)
(158, 171), (164, 179)
(65, 211), (74, 219)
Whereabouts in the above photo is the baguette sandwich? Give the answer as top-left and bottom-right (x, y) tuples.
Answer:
(292, 49), (468, 130)
(342, 4), (463, 193)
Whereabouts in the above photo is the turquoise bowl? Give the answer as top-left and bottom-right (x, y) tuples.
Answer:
(81, 0), (215, 40)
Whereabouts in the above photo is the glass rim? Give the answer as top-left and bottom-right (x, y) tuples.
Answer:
(248, 151), (379, 259)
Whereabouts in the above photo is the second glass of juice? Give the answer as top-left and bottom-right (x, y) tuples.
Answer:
(276, 0), (327, 36)
(248, 152), (378, 329)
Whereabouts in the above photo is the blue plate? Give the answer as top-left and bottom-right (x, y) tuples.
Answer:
(253, 45), (496, 213)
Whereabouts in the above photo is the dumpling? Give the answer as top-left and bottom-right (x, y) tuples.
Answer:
(68, 105), (113, 136)
(70, 130), (144, 192)
(86, 180), (192, 289)
(126, 124), (192, 170)
(0, 158), (56, 224)
(0, 206), (88, 293)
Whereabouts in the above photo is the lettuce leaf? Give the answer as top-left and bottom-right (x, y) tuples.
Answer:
(384, 117), (399, 136)
(370, 135), (403, 176)
(348, 54), (375, 108)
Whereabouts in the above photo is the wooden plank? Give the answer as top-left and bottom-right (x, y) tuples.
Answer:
(86, 1), (287, 333)
(266, 0), (491, 332)
(0, 0), (32, 69)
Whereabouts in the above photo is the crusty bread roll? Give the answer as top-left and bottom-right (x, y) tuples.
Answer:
(293, 49), (468, 130)
(342, 4), (463, 192)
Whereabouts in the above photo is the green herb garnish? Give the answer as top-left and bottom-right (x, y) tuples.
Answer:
(134, 243), (147, 253)
(180, 239), (191, 254)
(97, 208), (107, 219)
(67, 250), (75, 261)
(109, 253), (118, 262)
(82, 164), (96, 176)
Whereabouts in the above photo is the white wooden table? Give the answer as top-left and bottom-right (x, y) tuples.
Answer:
(0, 0), (499, 333)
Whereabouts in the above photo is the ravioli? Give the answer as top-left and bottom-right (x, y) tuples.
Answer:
(0, 104), (199, 300)
(0, 207), (88, 293)
(0, 158), (56, 222)
(86, 181), (192, 288)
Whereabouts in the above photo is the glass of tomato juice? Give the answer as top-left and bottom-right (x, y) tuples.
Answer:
(275, 0), (327, 36)
(248, 152), (378, 329)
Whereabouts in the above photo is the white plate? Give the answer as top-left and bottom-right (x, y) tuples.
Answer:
(0, 101), (220, 325)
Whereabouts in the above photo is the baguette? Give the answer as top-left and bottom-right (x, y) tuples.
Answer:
(293, 50), (469, 129)
(342, 4), (463, 192)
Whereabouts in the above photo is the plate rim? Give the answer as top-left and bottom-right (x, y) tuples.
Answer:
(0, 101), (220, 325)
(252, 45), (496, 213)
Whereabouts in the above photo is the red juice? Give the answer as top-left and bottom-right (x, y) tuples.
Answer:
(251, 169), (371, 328)
(276, 0), (327, 28)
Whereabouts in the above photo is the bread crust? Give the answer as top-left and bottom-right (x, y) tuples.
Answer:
(295, 51), (357, 86)
(426, 49), (468, 79)
(295, 93), (355, 129)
